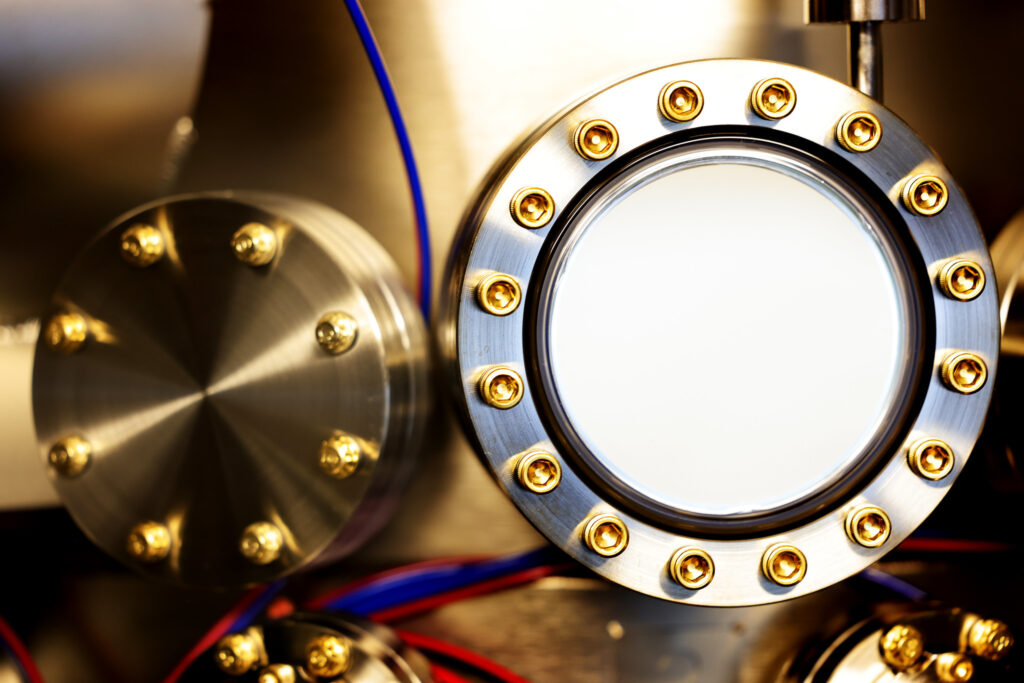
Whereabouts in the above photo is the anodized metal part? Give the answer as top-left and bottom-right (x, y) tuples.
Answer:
(442, 58), (998, 607)
(31, 192), (430, 586)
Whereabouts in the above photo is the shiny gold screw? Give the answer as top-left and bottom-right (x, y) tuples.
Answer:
(582, 514), (629, 557)
(669, 547), (714, 590)
(231, 223), (278, 267)
(880, 624), (924, 671)
(477, 273), (522, 316)
(516, 451), (562, 494)
(967, 618), (1014, 661)
(902, 175), (949, 216)
(318, 433), (361, 480)
(305, 634), (352, 678)
(908, 438), (956, 481)
(761, 544), (807, 586)
(836, 111), (882, 152)
(119, 223), (164, 267)
(258, 664), (297, 683)
(750, 77), (796, 120)
(479, 367), (525, 409)
(941, 352), (987, 394)
(315, 312), (358, 355)
(125, 521), (171, 562)
(935, 653), (975, 682)
(659, 81), (704, 122)
(574, 119), (619, 161)
(510, 187), (555, 229)
(239, 522), (284, 565)
(43, 312), (88, 354)
(48, 436), (92, 477)
(214, 631), (263, 676)
(938, 259), (986, 301)
(845, 506), (891, 548)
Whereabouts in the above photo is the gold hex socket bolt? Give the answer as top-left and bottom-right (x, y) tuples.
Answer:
(231, 222), (278, 267)
(258, 664), (297, 683)
(315, 312), (358, 355)
(659, 81), (704, 122)
(908, 438), (956, 481)
(935, 653), (975, 682)
(750, 77), (796, 120)
(880, 624), (925, 671)
(239, 522), (284, 565)
(43, 312), (88, 354)
(941, 352), (987, 394)
(214, 631), (264, 676)
(902, 174), (949, 216)
(967, 618), (1014, 661)
(510, 187), (555, 229)
(938, 259), (986, 301)
(582, 514), (629, 557)
(119, 223), (164, 267)
(761, 544), (807, 586)
(516, 451), (562, 494)
(836, 111), (882, 152)
(125, 521), (172, 563)
(669, 547), (714, 590)
(305, 634), (352, 678)
(479, 366), (525, 409)
(477, 273), (522, 316)
(574, 119), (619, 161)
(845, 506), (891, 548)
(318, 433), (361, 480)
(47, 436), (91, 478)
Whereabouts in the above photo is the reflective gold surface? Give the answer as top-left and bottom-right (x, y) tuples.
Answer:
(669, 547), (714, 590)
(258, 664), (297, 683)
(515, 451), (562, 494)
(43, 312), (88, 354)
(938, 259), (986, 301)
(935, 652), (974, 682)
(658, 81), (704, 122)
(844, 505), (891, 547)
(318, 433), (362, 480)
(750, 77), (796, 119)
(940, 351), (987, 394)
(476, 272), (522, 316)
(125, 521), (171, 563)
(479, 367), (525, 409)
(965, 618), (1014, 661)
(582, 514), (628, 557)
(761, 544), (806, 586)
(907, 438), (955, 480)
(902, 174), (949, 216)
(835, 111), (882, 152)
(879, 624), (924, 671)
(573, 119), (619, 161)
(231, 222), (278, 267)
(47, 435), (91, 478)
(315, 311), (359, 355)
(119, 224), (165, 267)
(214, 631), (264, 676)
(305, 634), (351, 678)
(510, 187), (556, 229)
(239, 522), (284, 565)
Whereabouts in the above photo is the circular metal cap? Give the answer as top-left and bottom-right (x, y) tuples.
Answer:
(32, 193), (429, 586)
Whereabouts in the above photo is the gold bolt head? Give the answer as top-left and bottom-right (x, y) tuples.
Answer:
(941, 352), (987, 394)
(939, 259), (986, 301)
(669, 547), (714, 590)
(125, 521), (171, 562)
(214, 632), (262, 675)
(258, 664), (297, 683)
(936, 653), (975, 682)
(836, 111), (882, 152)
(845, 506), (891, 548)
(751, 77), (796, 120)
(477, 273), (522, 316)
(231, 222), (278, 267)
(318, 433), (361, 479)
(583, 514), (629, 557)
(908, 438), (956, 480)
(880, 624), (924, 671)
(48, 436), (92, 477)
(43, 312), (88, 354)
(315, 312), (358, 355)
(659, 81), (704, 122)
(119, 223), (164, 267)
(239, 522), (284, 565)
(902, 175), (949, 216)
(510, 187), (555, 229)
(305, 634), (352, 678)
(479, 367), (525, 409)
(516, 451), (562, 494)
(574, 119), (619, 161)
(968, 618), (1014, 661)
(761, 544), (807, 586)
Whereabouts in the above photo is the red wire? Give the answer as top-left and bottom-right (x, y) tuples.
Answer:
(431, 663), (474, 683)
(371, 563), (572, 623)
(0, 614), (45, 683)
(898, 538), (1013, 553)
(397, 631), (530, 683)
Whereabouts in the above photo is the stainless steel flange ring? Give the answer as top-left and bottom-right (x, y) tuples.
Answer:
(33, 192), (430, 586)
(442, 59), (999, 606)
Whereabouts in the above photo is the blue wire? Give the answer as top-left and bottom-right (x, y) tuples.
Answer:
(858, 567), (929, 602)
(229, 579), (289, 632)
(342, 0), (432, 319)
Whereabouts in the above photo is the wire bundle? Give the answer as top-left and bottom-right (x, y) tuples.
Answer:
(0, 614), (44, 683)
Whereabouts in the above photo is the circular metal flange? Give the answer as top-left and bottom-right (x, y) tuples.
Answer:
(442, 59), (998, 606)
(33, 192), (430, 586)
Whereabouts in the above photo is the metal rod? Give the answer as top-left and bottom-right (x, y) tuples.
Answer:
(848, 21), (883, 100)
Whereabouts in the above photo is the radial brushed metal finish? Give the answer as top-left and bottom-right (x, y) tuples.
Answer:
(442, 58), (998, 607)
(32, 192), (430, 586)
